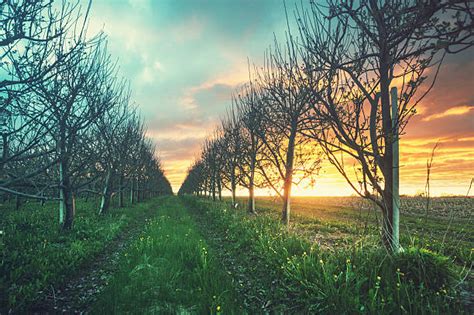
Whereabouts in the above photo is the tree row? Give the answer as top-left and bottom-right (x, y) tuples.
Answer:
(0, 0), (172, 230)
(179, 0), (473, 251)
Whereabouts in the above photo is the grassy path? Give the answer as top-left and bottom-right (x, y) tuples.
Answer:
(184, 198), (287, 313)
(1, 197), (172, 313)
(92, 196), (243, 314)
(89, 196), (468, 314)
(28, 199), (163, 313)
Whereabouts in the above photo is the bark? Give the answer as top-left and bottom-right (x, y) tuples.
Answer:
(130, 178), (134, 204)
(0, 133), (7, 172)
(118, 173), (124, 208)
(231, 173), (237, 207)
(136, 180), (140, 203)
(15, 195), (21, 210)
(99, 167), (112, 215)
(248, 155), (256, 213)
(211, 172), (216, 201)
(282, 126), (296, 225)
(217, 177), (222, 201)
(59, 160), (75, 230)
(58, 126), (75, 230)
(248, 185), (255, 214)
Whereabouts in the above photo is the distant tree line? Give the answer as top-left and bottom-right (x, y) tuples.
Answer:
(179, 0), (473, 252)
(0, 0), (172, 230)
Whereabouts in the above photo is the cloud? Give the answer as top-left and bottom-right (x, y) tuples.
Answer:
(148, 122), (210, 142)
(154, 61), (164, 71)
(458, 136), (474, 142)
(128, 0), (151, 11)
(176, 63), (250, 112)
(86, 0), (473, 195)
(171, 15), (206, 43)
(422, 105), (473, 121)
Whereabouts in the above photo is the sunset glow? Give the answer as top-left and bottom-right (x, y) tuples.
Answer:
(86, 0), (473, 196)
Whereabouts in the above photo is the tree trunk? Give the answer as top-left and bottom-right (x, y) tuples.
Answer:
(211, 171), (216, 201)
(130, 178), (135, 204)
(136, 182), (139, 202)
(99, 168), (112, 215)
(118, 173), (124, 208)
(217, 177), (222, 201)
(248, 185), (255, 214)
(231, 172), (236, 207)
(248, 155), (256, 213)
(136, 180), (140, 203)
(59, 159), (74, 230)
(15, 195), (21, 211)
(0, 133), (8, 172)
(282, 127), (296, 225)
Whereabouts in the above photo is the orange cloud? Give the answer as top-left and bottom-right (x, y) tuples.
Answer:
(422, 105), (473, 122)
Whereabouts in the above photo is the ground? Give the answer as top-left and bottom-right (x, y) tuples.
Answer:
(1, 195), (472, 313)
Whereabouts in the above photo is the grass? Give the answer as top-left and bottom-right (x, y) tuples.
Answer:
(0, 197), (161, 313)
(184, 196), (470, 313)
(2, 194), (471, 313)
(231, 196), (473, 265)
(92, 196), (243, 314)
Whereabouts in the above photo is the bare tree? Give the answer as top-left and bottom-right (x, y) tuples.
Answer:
(255, 39), (321, 225)
(219, 107), (244, 207)
(32, 35), (117, 229)
(0, 0), (89, 201)
(0, 0), (173, 229)
(94, 82), (131, 214)
(178, 159), (206, 196)
(0, 0), (88, 92)
(202, 133), (224, 201)
(235, 81), (266, 213)
(296, 0), (473, 251)
(0, 92), (56, 201)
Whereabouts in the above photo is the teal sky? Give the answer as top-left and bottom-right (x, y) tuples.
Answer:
(87, 0), (294, 188)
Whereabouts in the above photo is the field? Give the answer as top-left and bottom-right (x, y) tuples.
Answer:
(1, 195), (472, 313)
(185, 196), (473, 313)
(233, 196), (474, 265)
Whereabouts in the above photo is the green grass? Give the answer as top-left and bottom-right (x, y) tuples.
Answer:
(0, 197), (161, 313)
(185, 196), (469, 313)
(92, 196), (243, 314)
(2, 195), (470, 313)
(230, 196), (473, 265)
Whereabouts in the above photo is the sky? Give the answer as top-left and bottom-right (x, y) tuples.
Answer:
(86, 0), (474, 196)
